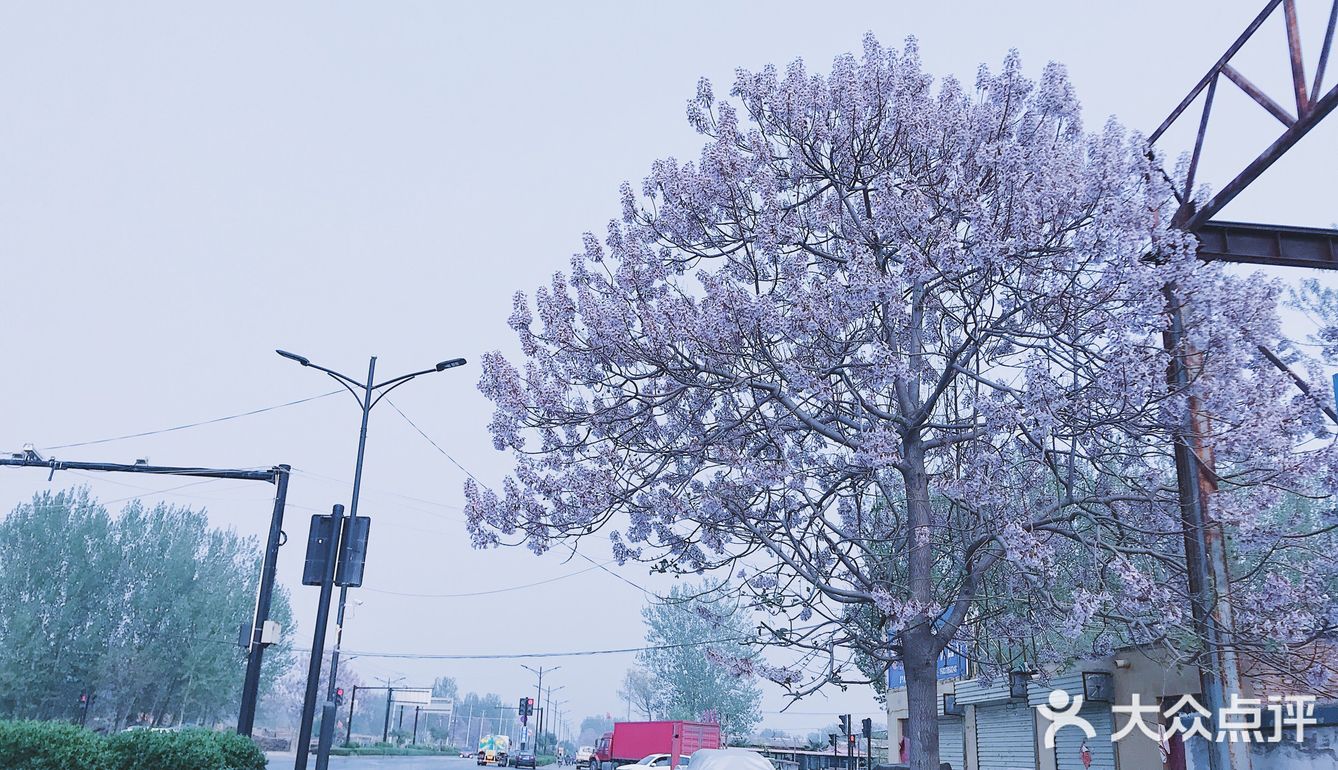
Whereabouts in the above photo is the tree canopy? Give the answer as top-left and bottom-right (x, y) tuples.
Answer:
(0, 487), (293, 729)
(468, 34), (1338, 770)
(635, 582), (761, 741)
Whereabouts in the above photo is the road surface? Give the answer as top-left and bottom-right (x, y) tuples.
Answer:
(266, 753), (482, 770)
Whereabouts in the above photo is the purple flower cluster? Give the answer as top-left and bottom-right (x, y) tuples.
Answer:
(466, 35), (1338, 693)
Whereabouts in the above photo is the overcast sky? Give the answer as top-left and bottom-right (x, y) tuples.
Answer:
(2, 0), (1336, 739)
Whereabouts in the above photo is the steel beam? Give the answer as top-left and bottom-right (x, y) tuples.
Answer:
(1196, 220), (1338, 270)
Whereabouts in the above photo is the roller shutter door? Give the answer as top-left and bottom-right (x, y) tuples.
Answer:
(975, 703), (1036, 770)
(1054, 703), (1115, 770)
(939, 717), (966, 770)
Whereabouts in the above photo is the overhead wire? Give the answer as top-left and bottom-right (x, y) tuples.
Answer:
(379, 401), (856, 688)
(287, 466), (466, 521)
(384, 397), (486, 487)
(59, 470), (269, 504)
(383, 398), (669, 601)
(292, 636), (749, 661)
(361, 560), (615, 598)
(37, 389), (343, 450)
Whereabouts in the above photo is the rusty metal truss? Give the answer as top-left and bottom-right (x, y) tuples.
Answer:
(1149, 0), (1338, 233)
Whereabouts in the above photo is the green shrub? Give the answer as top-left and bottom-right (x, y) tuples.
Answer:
(106, 729), (218, 770)
(0, 720), (110, 770)
(0, 721), (265, 770)
(208, 729), (266, 770)
(105, 727), (265, 770)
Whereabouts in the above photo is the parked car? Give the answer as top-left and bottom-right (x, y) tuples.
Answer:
(514, 751), (538, 769)
(617, 754), (674, 770)
(683, 749), (771, 770)
(576, 746), (598, 768)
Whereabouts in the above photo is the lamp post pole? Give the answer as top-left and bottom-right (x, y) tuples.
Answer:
(544, 685), (566, 754)
(520, 665), (559, 752)
(278, 350), (465, 770)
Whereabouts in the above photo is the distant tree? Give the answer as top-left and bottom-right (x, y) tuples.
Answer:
(578, 714), (613, 746)
(617, 667), (659, 720)
(452, 691), (512, 747)
(638, 583), (760, 742)
(0, 488), (115, 720)
(431, 676), (459, 704)
(807, 725), (841, 751)
(272, 654), (362, 736)
(0, 488), (293, 728)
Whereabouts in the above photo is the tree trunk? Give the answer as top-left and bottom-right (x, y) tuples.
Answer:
(903, 441), (941, 770)
(902, 628), (940, 770)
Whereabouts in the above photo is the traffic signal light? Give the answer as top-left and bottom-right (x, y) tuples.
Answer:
(848, 735), (857, 747)
(335, 687), (345, 706)
(526, 697), (535, 716)
(838, 714), (850, 735)
(861, 718), (872, 739)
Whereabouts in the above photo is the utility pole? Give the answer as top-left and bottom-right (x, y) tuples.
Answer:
(465, 702), (475, 750)
(383, 687), (396, 743)
(345, 686), (359, 746)
(0, 452), (291, 737)
(277, 350), (465, 770)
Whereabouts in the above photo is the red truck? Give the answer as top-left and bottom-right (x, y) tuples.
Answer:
(592, 721), (722, 770)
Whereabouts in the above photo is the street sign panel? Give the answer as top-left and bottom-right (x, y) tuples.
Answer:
(391, 689), (432, 705)
(335, 515), (371, 587)
(302, 515), (336, 586)
(886, 648), (968, 690)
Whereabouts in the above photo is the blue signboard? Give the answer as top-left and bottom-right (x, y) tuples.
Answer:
(886, 648), (968, 690)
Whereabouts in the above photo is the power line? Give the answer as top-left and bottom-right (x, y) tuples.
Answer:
(361, 560), (615, 598)
(377, 401), (678, 601)
(61, 470), (268, 504)
(384, 397), (485, 487)
(379, 400), (674, 604)
(37, 390), (343, 450)
(287, 466), (465, 517)
(294, 637), (748, 661)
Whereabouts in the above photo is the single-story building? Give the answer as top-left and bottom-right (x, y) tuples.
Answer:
(885, 648), (1338, 770)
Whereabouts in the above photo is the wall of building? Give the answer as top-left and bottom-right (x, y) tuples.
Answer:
(1251, 726), (1338, 770)
(883, 649), (1336, 770)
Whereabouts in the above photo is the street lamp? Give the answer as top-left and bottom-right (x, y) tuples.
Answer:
(543, 685), (566, 754)
(280, 350), (466, 770)
(521, 665), (560, 752)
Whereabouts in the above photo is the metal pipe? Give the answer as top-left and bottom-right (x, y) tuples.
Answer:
(294, 503), (346, 770)
(238, 465), (290, 736)
(316, 357), (377, 770)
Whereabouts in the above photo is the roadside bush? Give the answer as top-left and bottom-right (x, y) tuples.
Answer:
(0, 721), (265, 770)
(105, 727), (265, 770)
(209, 729), (267, 770)
(107, 729), (214, 770)
(0, 720), (110, 770)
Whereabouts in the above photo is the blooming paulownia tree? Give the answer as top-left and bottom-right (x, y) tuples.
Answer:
(467, 36), (1338, 770)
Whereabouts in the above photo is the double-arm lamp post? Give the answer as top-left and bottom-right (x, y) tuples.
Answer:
(278, 350), (465, 770)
